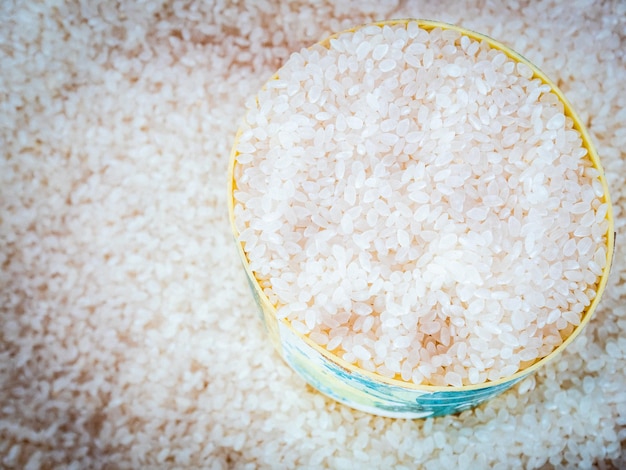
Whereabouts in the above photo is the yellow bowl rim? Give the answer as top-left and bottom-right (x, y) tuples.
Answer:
(227, 19), (616, 392)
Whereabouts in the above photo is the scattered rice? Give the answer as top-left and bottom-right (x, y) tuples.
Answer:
(234, 22), (610, 387)
(2, 0), (625, 468)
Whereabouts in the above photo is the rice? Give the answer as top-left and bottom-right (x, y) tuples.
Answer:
(2, 0), (625, 467)
(233, 22), (610, 387)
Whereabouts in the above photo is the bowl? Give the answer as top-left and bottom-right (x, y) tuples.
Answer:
(227, 19), (615, 418)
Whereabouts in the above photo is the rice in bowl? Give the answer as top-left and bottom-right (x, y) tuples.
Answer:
(229, 20), (613, 400)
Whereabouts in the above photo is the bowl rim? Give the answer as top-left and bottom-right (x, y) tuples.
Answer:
(227, 18), (616, 392)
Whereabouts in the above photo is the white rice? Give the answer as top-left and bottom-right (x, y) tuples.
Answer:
(233, 22), (610, 387)
(1, 0), (625, 468)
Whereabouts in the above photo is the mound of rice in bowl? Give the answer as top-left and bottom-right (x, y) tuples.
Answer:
(231, 21), (611, 388)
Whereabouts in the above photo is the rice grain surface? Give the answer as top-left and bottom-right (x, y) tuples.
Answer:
(1, 0), (625, 468)
(233, 23), (609, 387)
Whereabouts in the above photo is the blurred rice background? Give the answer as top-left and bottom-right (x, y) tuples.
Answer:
(0, 0), (624, 468)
